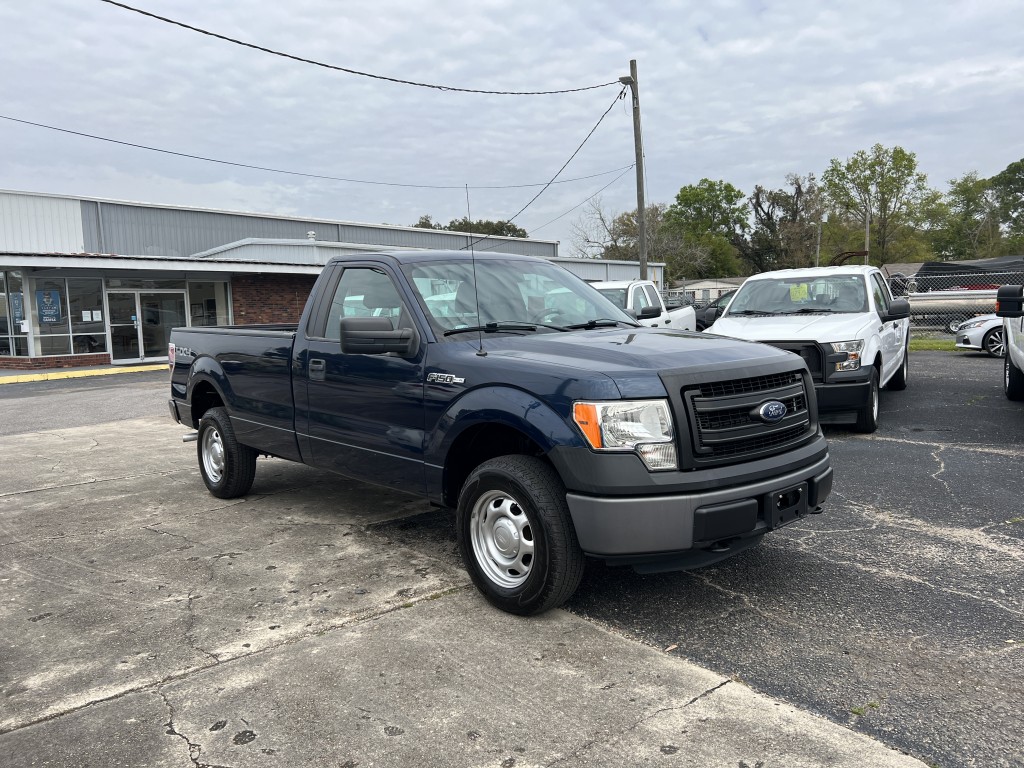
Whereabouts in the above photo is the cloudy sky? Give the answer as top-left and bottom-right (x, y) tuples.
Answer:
(1, 0), (1021, 253)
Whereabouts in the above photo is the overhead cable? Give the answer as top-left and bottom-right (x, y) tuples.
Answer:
(97, 0), (619, 95)
(0, 114), (635, 190)
(528, 164), (636, 234)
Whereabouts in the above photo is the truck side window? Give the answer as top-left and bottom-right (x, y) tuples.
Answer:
(632, 286), (650, 310)
(324, 268), (406, 341)
(643, 285), (661, 308)
(870, 273), (891, 314)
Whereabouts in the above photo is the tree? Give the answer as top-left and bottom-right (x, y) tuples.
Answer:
(927, 172), (1004, 260)
(741, 174), (823, 272)
(821, 144), (935, 264)
(411, 214), (527, 238)
(989, 158), (1024, 249)
(661, 179), (748, 278)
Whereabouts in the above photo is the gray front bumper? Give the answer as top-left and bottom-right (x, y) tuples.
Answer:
(566, 454), (831, 557)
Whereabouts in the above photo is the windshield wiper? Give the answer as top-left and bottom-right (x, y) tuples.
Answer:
(726, 309), (778, 316)
(444, 321), (548, 337)
(782, 307), (836, 314)
(562, 318), (636, 330)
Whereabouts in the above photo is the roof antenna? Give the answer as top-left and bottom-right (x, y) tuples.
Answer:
(466, 184), (486, 357)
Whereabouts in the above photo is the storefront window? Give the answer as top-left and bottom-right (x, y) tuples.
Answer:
(7, 271), (27, 356)
(68, 278), (107, 353)
(0, 272), (10, 355)
(33, 278), (72, 356)
(106, 278), (186, 289)
(188, 281), (230, 326)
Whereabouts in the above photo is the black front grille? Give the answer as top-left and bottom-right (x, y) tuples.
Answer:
(682, 368), (814, 466)
(763, 343), (824, 382)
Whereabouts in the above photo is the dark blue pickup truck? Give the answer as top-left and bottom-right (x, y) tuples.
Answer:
(169, 250), (832, 614)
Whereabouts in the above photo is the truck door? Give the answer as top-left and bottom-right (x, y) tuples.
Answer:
(299, 264), (426, 493)
(870, 272), (903, 383)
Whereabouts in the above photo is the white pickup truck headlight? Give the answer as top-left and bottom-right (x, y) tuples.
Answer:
(572, 400), (677, 471)
(831, 339), (864, 371)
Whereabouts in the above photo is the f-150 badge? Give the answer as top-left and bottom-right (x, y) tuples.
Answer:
(427, 372), (465, 384)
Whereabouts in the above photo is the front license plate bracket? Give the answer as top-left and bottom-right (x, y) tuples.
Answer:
(764, 481), (809, 529)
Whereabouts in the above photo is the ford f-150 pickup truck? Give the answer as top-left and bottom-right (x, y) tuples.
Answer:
(168, 250), (832, 614)
(593, 279), (697, 331)
(708, 265), (910, 433)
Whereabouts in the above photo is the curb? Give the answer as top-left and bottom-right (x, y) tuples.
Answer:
(0, 364), (167, 385)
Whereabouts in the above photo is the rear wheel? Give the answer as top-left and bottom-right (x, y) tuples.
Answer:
(983, 327), (1005, 358)
(854, 368), (880, 433)
(197, 407), (257, 498)
(456, 455), (584, 615)
(1005, 354), (1024, 401)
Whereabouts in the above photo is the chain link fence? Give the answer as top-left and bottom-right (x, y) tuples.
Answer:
(885, 270), (1024, 333)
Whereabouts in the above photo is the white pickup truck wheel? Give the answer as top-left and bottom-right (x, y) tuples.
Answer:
(888, 346), (909, 391)
(1005, 354), (1024, 401)
(456, 455), (584, 615)
(198, 407), (258, 498)
(854, 368), (880, 433)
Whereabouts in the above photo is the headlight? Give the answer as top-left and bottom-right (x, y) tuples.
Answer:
(830, 339), (864, 371)
(957, 319), (989, 330)
(572, 400), (677, 471)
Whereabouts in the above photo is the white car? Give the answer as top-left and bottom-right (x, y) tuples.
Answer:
(707, 265), (911, 433)
(592, 280), (696, 331)
(953, 314), (1004, 357)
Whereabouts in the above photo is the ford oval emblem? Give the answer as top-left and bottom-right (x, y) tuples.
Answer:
(758, 400), (788, 423)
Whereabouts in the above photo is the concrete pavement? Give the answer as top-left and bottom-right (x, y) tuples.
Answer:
(0, 408), (927, 767)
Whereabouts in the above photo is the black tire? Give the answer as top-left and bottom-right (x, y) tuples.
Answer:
(983, 327), (1005, 358)
(1005, 354), (1024, 401)
(888, 345), (909, 391)
(456, 455), (584, 616)
(854, 367), (880, 433)
(197, 407), (257, 498)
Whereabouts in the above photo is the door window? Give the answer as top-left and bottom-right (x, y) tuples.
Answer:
(631, 286), (651, 310)
(643, 285), (661, 308)
(324, 268), (405, 341)
(870, 274), (891, 314)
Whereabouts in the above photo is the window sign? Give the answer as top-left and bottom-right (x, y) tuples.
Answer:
(11, 292), (24, 324)
(37, 291), (62, 324)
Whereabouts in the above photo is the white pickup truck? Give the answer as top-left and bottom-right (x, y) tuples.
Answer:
(593, 280), (696, 331)
(707, 265), (911, 433)
(996, 284), (1024, 400)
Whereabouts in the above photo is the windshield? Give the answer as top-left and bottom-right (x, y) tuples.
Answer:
(724, 274), (869, 316)
(402, 258), (634, 336)
(595, 287), (627, 310)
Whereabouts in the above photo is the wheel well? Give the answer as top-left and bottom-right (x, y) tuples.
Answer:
(442, 423), (546, 508)
(189, 381), (224, 427)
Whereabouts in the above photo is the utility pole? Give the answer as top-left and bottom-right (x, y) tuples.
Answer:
(864, 207), (871, 265)
(620, 60), (647, 280)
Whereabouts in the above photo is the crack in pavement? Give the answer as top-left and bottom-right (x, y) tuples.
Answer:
(158, 689), (234, 768)
(0, 583), (471, 737)
(0, 469), (193, 498)
(543, 679), (732, 766)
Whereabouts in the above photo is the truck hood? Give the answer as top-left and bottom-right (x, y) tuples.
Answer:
(708, 313), (875, 342)
(460, 327), (799, 398)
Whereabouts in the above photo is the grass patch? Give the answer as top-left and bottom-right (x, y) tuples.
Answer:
(909, 337), (958, 352)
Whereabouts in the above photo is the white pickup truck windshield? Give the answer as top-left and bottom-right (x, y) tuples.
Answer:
(726, 275), (870, 316)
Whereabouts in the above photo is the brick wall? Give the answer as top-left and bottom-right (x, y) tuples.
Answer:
(231, 274), (318, 324)
(0, 353), (112, 370)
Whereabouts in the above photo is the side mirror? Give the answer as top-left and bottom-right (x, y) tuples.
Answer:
(996, 285), (1024, 318)
(704, 307), (719, 323)
(637, 305), (661, 320)
(340, 316), (418, 356)
(883, 298), (910, 322)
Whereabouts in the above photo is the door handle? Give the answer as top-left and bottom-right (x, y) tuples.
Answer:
(309, 358), (325, 381)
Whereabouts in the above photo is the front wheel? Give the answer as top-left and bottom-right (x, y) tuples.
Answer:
(197, 407), (257, 498)
(456, 455), (584, 615)
(854, 368), (880, 433)
(983, 327), (1005, 358)
(888, 346), (909, 391)
(1005, 354), (1024, 401)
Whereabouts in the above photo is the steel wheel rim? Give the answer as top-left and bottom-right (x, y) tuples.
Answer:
(872, 378), (880, 420)
(202, 426), (226, 484)
(469, 489), (535, 589)
(987, 329), (1004, 357)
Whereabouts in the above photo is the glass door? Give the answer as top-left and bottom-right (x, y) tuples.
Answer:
(108, 292), (141, 363)
(107, 291), (187, 363)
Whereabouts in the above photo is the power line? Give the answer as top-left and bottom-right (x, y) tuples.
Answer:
(461, 86), (628, 250)
(0, 114), (635, 191)
(528, 164), (635, 234)
(97, 0), (620, 96)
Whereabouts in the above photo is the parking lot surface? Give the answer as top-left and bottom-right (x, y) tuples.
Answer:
(1, 351), (1020, 767)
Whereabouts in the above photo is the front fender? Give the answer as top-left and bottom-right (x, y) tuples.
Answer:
(424, 385), (582, 466)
